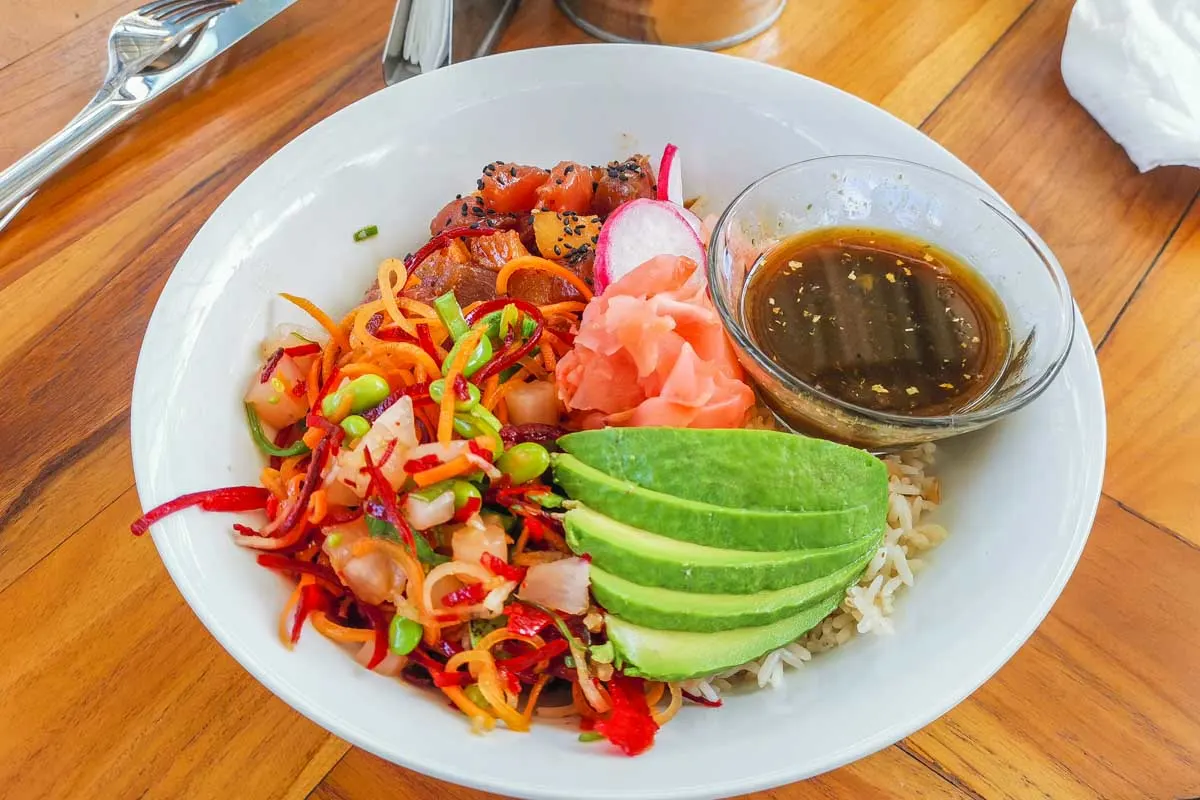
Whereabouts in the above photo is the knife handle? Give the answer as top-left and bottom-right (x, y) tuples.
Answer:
(0, 98), (135, 223)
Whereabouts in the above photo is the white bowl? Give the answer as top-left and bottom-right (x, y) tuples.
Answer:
(131, 44), (1105, 800)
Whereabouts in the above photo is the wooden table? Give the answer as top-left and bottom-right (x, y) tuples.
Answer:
(2, 1), (1198, 797)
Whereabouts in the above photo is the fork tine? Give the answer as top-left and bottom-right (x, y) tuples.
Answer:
(163, 0), (237, 25)
(137, 0), (202, 19)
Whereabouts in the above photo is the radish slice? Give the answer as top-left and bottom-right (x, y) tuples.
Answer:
(594, 198), (705, 294)
(657, 143), (683, 205)
(678, 205), (703, 238)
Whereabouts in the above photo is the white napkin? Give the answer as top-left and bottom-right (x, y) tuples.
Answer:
(1061, 0), (1200, 172)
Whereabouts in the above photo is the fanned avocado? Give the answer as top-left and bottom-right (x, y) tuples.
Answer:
(605, 593), (843, 681)
(553, 453), (880, 550)
(565, 506), (879, 594)
(558, 428), (887, 514)
(589, 550), (870, 632)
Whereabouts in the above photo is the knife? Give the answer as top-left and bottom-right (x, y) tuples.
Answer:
(0, 0), (298, 234)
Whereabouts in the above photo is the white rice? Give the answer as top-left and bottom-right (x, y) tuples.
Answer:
(681, 442), (947, 697)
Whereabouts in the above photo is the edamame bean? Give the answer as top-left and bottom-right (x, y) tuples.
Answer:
(442, 335), (494, 378)
(347, 374), (390, 412)
(464, 684), (492, 711)
(388, 615), (422, 656)
(496, 442), (551, 485)
(340, 414), (370, 440)
(429, 379), (481, 410)
(451, 480), (482, 510)
(321, 391), (343, 417)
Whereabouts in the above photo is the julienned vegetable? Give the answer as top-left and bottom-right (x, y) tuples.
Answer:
(353, 224), (379, 242)
(132, 150), (789, 759)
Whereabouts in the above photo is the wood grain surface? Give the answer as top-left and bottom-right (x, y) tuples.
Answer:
(1, 0), (1197, 798)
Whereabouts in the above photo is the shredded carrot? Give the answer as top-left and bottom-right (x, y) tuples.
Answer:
(306, 489), (327, 524)
(302, 428), (325, 449)
(439, 329), (482, 443)
(280, 457), (307, 485)
(496, 256), (593, 300)
(279, 578), (307, 648)
(377, 258), (418, 336)
(351, 300), (389, 348)
(398, 297), (440, 320)
(539, 301), (587, 317)
(512, 525), (531, 557)
(306, 356), (321, 408)
(539, 339), (557, 371)
(523, 674), (552, 722)
(442, 685), (496, 731)
(321, 338), (340, 384)
(497, 397), (509, 425)
(329, 390), (353, 423)
(260, 467), (287, 499)
(281, 293), (352, 352)
(339, 362), (389, 380)
(571, 682), (599, 719)
(412, 454), (472, 487)
(644, 681), (665, 707)
(486, 374), (536, 413)
(311, 611), (374, 644)
(362, 341), (440, 378)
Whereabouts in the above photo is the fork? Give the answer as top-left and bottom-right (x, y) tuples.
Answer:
(0, 0), (238, 230)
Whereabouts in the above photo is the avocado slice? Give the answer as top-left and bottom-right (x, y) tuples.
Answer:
(589, 549), (869, 631)
(553, 453), (881, 551)
(605, 594), (843, 681)
(565, 506), (880, 594)
(558, 428), (887, 514)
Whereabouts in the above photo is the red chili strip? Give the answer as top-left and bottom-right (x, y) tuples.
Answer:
(473, 323), (544, 386)
(260, 348), (285, 383)
(432, 670), (471, 688)
(451, 496), (481, 523)
(481, 552), (526, 583)
(504, 602), (553, 637)
(466, 439), (493, 463)
(291, 583), (329, 644)
(131, 486), (270, 536)
(283, 342), (322, 358)
(495, 638), (568, 674)
(442, 582), (487, 607)
(594, 674), (659, 756)
(375, 328), (418, 343)
(416, 324), (441, 363)
(290, 379), (307, 398)
(403, 454), (442, 473)
(358, 601), (390, 670)
(404, 225), (501, 270)
(322, 507), (364, 526)
(313, 367), (344, 408)
(462, 297), (538, 326)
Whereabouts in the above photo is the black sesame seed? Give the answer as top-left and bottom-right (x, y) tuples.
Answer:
(555, 178), (563, 185)
(554, 245), (561, 255)
(510, 167), (518, 177)
(590, 235), (599, 243)
(592, 181), (598, 191)
(476, 179), (485, 190)
(461, 203), (468, 215)
(564, 165), (575, 174)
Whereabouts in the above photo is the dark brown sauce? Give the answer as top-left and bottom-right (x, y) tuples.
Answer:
(742, 227), (1011, 416)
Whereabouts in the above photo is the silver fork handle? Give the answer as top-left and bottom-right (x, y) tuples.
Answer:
(0, 98), (136, 220)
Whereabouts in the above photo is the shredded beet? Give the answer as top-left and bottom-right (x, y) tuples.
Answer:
(405, 225), (501, 270)
(358, 601), (390, 670)
(275, 436), (333, 535)
(362, 448), (416, 551)
(362, 382), (434, 423)
(403, 454), (442, 473)
(291, 583), (329, 644)
(452, 373), (471, 401)
(499, 424), (567, 450)
(681, 690), (723, 708)
(451, 496), (481, 523)
(260, 348), (285, 383)
(256, 553), (342, 592)
(130, 486), (271, 536)
(505, 602), (553, 637)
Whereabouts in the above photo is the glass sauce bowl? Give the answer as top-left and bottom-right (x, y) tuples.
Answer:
(707, 155), (1075, 449)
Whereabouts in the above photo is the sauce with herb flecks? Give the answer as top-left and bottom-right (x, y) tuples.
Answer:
(742, 227), (1010, 416)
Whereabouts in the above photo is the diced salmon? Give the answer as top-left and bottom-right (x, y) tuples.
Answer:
(429, 194), (517, 235)
(467, 229), (529, 271)
(591, 155), (656, 218)
(556, 255), (754, 429)
(535, 161), (594, 213)
(479, 162), (550, 214)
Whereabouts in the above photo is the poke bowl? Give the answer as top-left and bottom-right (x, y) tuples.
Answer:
(130, 44), (1105, 800)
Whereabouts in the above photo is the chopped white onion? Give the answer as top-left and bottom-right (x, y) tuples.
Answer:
(403, 491), (455, 530)
(517, 557), (591, 615)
